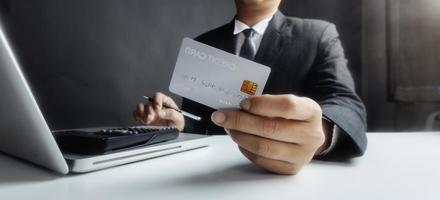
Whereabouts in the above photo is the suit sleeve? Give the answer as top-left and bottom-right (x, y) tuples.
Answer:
(304, 23), (368, 160)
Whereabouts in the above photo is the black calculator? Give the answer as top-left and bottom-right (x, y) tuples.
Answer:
(53, 126), (179, 155)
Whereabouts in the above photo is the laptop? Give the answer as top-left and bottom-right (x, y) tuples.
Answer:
(0, 23), (211, 174)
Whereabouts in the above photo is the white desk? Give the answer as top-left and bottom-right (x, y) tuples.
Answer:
(1, 132), (439, 200)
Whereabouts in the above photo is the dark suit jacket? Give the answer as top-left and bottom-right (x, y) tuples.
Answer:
(182, 11), (367, 159)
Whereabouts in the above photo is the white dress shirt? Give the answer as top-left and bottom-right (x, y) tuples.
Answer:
(233, 16), (273, 55)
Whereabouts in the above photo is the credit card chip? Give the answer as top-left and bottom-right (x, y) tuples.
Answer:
(240, 80), (258, 95)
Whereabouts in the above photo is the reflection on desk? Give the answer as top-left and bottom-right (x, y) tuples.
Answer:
(0, 132), (439, 200)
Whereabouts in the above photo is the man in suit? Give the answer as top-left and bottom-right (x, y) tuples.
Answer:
(134, 0), (367, 175)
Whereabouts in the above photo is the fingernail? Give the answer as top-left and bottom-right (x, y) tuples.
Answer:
(240, 99), (251, 110)
(211, 111), (226, 124)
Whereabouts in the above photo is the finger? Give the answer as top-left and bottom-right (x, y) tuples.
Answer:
(162, 96), (178, 109)
(211, 110), (310, 143)
(137, 103), (147, 118)
(146, 104), (156, 124)
(133, 111), (146, 124)
(239, 147), (301, 175)
(153, 92), (164, 110)
(153, 92), (178, 110)
(240, 94), (321, 121)
(229, 130), (313, 164)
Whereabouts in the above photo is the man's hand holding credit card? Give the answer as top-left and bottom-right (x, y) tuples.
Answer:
(169, 38), (271, 109)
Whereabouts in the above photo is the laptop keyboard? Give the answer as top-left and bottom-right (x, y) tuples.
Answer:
(96, 127), (168, 136)
(53, 126), (179, 155)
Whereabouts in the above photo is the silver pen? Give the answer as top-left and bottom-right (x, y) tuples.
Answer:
(143, 96), (202, 121)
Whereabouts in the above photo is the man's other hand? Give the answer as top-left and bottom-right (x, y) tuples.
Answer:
(134, 92), (185, 131)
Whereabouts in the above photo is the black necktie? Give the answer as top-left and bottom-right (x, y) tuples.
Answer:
(239, 28), (257, 60)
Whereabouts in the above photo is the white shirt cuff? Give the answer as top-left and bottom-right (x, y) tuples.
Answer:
(318, 122), (341, 156)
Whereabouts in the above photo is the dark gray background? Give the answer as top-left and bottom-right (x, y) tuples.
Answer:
(0, 0), (438, 131)
(0, 0), (236, 129)
(362, 0), (440, 131)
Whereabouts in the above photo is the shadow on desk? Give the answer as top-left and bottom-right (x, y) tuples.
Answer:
(0, 153), (59, 185)
(138, 163), (292, 190)
(137, 158), (356, 190)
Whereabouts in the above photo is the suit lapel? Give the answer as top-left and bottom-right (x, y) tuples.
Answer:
(216, 20), (238, 55)
(254, 11), (287, 68)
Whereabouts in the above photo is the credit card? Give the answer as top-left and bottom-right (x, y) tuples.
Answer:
(169, 38), (271, 109)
